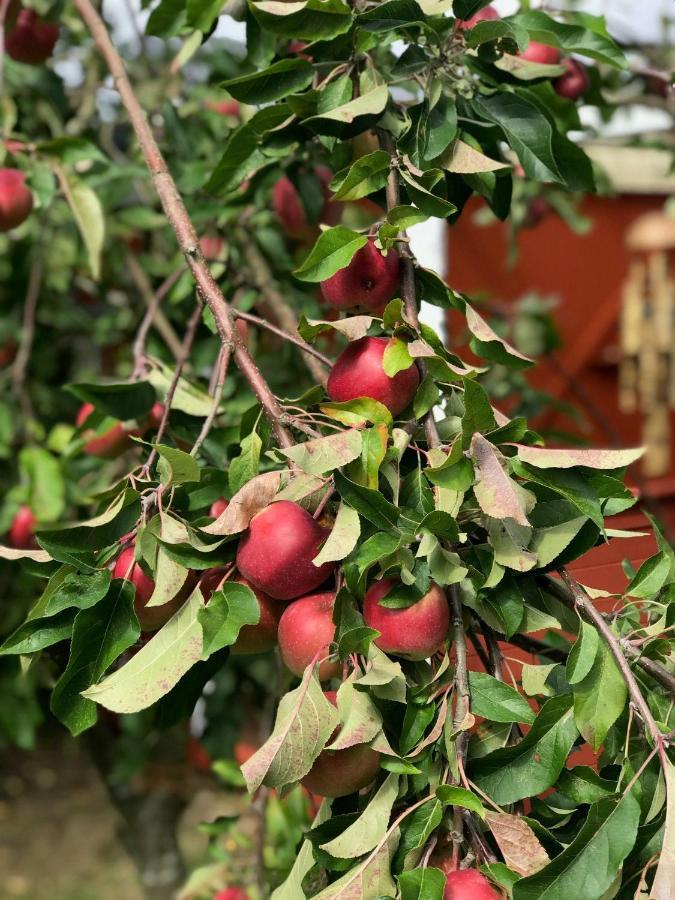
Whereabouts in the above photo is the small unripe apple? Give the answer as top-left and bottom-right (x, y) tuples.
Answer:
(6, 6), (58, 65)
(554, 58), (589, 100)
(278, 592), (341, 680)
(0, 168), (33, 232)
(320, 239), (400, 313)
(272, 165), (343, 240)
(457, 5), (500, 28)
(236, 500), (335, 601)
(363, 578), (449, 660)
(209, 497), (229, 518)
(213, 889), (249, 900)
(76, 403), (133, 458)
(301, 691), (381, 797)
(327, 336), (419, 416)
(444, 868), (501, 899)
(113, 545), (187, 631)
(7, 505), (37, 549)
(521, 41), (561, 64)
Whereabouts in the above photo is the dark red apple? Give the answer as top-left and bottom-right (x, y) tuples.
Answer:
(457, 5), (500, 28)
(327, 336), (419, 416)
(0, 168), (33, 231)
(272, 165), (343, 240)
(236, 500), (335, 601)
(7, 505), (37, 549)
(321, 239), (400, 313)
(6, 6), (58, 65)
(554, 58), (589, 100)
(278, 592), (341, 681)
(363, 578), (449, 660)
(209, 497), (229, 519)
(521, 41), (561, 64)
(76, 403), (133, 458)
(300, 691), (381, 797)
(0, 340), (17, 368)
(444, 868), (501, 899)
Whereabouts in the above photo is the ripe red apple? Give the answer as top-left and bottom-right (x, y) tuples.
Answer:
(0, 340), (17, 368)
(0, 168), (33, 232)
(363, 578), (449, 660)
(76, 403), (133, 458)
(199, 234), (224, 260)
(327, 336), (420, 416)
(186, 736), (212, 773)
(236, 500), (335, 601)
(213, 889), (249, 900)
(554, 58), (589, 100)
(205, 99), (240, 117)
(113, 545), (187, 631)
(278, 592), (341, 681)
(321, 239), (400, 313)
(457, 5), (500, 28)
(301, 691), (381, 797)
(521, 41), (561, 64)
(272, 165), (343, 240)
(145, 402), (165, 431)
(209, 497), (229, 518)
(7, 505), (37, 549)
(444, 868), (501, 899)
(6, 6), (58, 65)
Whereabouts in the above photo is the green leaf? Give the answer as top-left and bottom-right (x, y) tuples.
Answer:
(38, 492), (140, 564)
(348, 424), (389, 489)
(271, 801), (332, 900)
(294, 226), (368, 283)
(155, 444), (201, 487)
(515, 445), (644, 470)
(37, 137), (106, 164)
(470, 695), (578, 804)
(401, 169), (456, 217)
(320, 774), (397, 859)
(435, 785), (487, 818)
(556, 766), (616, 805)
(0, 610), (76, 656)
(229, 431), (262, 495)
(18, 447), (65, 522)
(313, 502), (360, 566)
(306, 84), (389, 136)
(320, 397), (393, 429)
(625, 551), (671, 598)
(469, 671), (536, 725)
(394, 799), (443, 871)
(513, 10), (625, 68)
(146, 0), (186, 36)
(650, 758), (675, 900)
(221, 58), (314, 103)
(81, 588), (203, 714)
(279, 429), (363, 475)
(312, 830), (399, 898)
(50, 581), (140, 735)
(67, 380), (156, 421)
(464, 304), (533, 368)
(470, 433), (531, 527)
(566, 620), (599, 684)
(334, 471), (400, 530)
(398, 867), (445, 900)
(331, 150), (391, 201)
(383, 337), (415, 377)
(573, 639), (627, 751)
(461, 379), (496, 445)
(241, 668), (339, 793)
(250, 0), (353, 41)
(513, 792), (640, 900)
(59, 172), (105, 280)
(199, 581), (261, 657)
(34, 567), (111, 619)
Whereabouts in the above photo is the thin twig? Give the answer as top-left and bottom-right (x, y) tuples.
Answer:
(450, 584), (471, 768)
(190, 345), (231, 458)
(234, 309), (332, 369)
(74, 0), (293, 449)
(10, 256), (43, 431)
(0, 0), (13, 101)
(145, 301), (203, 473)
(558, 568), (667, 770)
(128, 255), (185, 375)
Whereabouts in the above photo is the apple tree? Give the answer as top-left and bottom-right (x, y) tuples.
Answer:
(0, 1), (673, 899)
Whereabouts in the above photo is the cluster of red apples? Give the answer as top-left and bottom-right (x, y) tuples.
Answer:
(0, 5), (58, 233)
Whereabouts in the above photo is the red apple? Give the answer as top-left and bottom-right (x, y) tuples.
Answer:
(363, 578), (449, 660)
(236, 500), (335, 601)
(300, 691), (381, 797)
(199, 235), (224, 260)
(321, 239), (400, 313)
(554, 58), (589, 100)
(76, 403), (133, 458)
(6, 6), (58, 65)
(278, 592), (341, 681)
(0, 340), (17, 368)
(234, 739), (258, 766)
(209, 497), (229, 519)
(521, 41), (561, 64)
(145, 402), (165, 431)
(113, 545), (187, 631)
(457, 5), (500, 28)
(205, 99), (240, 117)
(327, 336), (419, 416)
(272, 165), (343, 240)
(213, 889), (249, 900)
(7, 505), (37, 549)
(186, 736), (212, 773)
(444, 868), (501, 899)
(0, 168), (33, 232)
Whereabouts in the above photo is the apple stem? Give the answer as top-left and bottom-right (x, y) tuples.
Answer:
(73, 0), (294, 448)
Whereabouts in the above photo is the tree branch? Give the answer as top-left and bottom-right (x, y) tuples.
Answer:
(10, 256), (43, 431)
(74, 0), (293, 449)
(233, 309), (332, 368)
(127, 253), (185, 375)
(190, 345), (231, 458)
